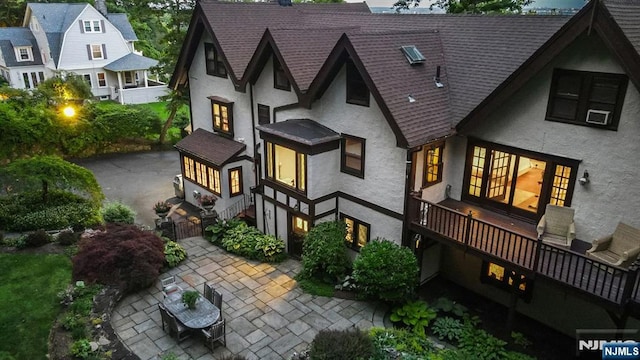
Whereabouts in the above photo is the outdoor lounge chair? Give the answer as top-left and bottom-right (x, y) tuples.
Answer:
(537, 204), (576, 249)
(586, 222), (640, 268)
(202, 318), (226, 350)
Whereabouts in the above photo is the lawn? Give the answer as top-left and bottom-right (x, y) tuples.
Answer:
(136, 101), (190, 144)
(0, 253), (71, 359)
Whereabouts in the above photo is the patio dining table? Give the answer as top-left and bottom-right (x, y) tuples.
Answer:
(163, 290), (221, 329)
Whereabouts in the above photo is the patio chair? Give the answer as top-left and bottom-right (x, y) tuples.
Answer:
(161, 276), (182, 297)
(586, 222), (640, 268)
(201, 318), (226, 350)
(160, 304), (191, 342)
(204, 283), (214, 303)
(537, 204), (575, 249)
(213, 289), (223, 311)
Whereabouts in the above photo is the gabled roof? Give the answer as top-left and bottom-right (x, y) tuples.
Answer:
(104, 53), (158, 71)
(604, 0), (640, 55)
(175, 128), (246, 167)
(0, 27), (43, 67)
(256, 118), (341, 146)
(107, 13), (137, 41)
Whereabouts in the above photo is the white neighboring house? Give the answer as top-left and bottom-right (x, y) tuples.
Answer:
(0, 0), (167, 104)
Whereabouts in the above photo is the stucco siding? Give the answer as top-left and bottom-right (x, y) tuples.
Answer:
(307, 150), (340, 199)
(465, 32), (640, 240)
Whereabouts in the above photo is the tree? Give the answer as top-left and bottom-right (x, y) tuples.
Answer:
(393, 0), (533, 13)
(158, 89), (189, 144)
(35, 73), (93, 104)
(0, 156), (103, 205)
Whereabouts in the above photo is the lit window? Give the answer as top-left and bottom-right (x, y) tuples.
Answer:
(292, 216), (308, 234)
(468, 146), (486, 197)
(550, 165), (571, 206)
(341, 213), (370, 251)
(210, 98), (233, 137)
(182, 155), (222, 196)
(265, 142), (306, 193)
(424, 144), (443, 187)
(481, 261), (530, 298)
(207, 168), (221, 194)
(341, 135), (365, 178)
(97, 73), (107, 87)
(229, 167), (243, 196)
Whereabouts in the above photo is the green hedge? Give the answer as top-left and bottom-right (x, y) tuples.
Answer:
(299, 221), (351, 284)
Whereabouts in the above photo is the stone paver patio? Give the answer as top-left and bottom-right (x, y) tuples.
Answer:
(112, 236), (386, 360)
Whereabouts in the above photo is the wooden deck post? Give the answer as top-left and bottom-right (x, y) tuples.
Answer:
(621, 259), (640, 305)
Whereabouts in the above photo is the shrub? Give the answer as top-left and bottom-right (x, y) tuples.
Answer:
(72, 223), (165, 293)
(25, 229), (51, 247)
(369, 327), (434, 359)
(458, 323), (507, 360)
(70, 339), (93, 359)
(57, 230), (79, 246)
(390, 300), (438, 335)
(164, 241), (187, 268)
(309, 328), (374, 360)
(220, 222), (286, 262)
(255, 234), (285, 262)
(205, 218), (243, 244)
(352, 239), (419, 303)
(101, 201), (136, 224)
(432, 297), (468, 318)
(299, 221), (350, 283)
(432, 317), (464, 342)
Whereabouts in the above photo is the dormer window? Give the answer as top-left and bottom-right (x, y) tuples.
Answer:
(204, 43), (227, 78)
(83, 20), (102, 33)
(15, 47), (33, 62)
(273, 58), (290, 91)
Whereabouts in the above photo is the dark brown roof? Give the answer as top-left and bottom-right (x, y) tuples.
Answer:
(175, 128), (246, 166)
(256, 118), (340, 146)
(604, 0), (640, 54)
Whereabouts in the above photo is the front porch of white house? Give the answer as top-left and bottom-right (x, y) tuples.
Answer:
(104, 53), (168, 104)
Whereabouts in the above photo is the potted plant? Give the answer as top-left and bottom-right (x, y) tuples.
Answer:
(181, 290), (199, 309)
(153, 201), (172, 218)
(199, 194), (217, 210)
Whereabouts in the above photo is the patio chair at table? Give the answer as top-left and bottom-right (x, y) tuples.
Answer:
(204, 283), (214, 303)
(201, 318), (226, 351)
(161, 275), (183, 297)
(213, 289), (223, 311)
(159, 303), (191, 342)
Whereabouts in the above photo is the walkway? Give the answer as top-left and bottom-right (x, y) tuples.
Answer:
(112, 236), (386, 360)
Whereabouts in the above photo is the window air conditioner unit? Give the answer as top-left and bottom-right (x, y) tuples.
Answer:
(585, 109), (610, 125)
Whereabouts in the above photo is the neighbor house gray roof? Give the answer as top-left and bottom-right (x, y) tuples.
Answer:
(0, 27), (43, 67)
(28, 3), (87, 67)
(107, 13), (137, 41)
(104, 53), (158, 71)
(175, 128), (246, 167)
(256, 119), (341, 146)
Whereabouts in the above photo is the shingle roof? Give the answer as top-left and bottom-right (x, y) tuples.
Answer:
(175, 128), (246, 167)
(256, 118), (340, 146)
(28, 3), (87, 67)
(104, 53), (158, 71)
(107, 13), (137, 41)
(0, 27), (43, 67)
(604, 0), (640, 55)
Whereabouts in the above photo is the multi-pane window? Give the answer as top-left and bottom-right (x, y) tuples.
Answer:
(341, 135), (365, 178)
(265, 142), (306, 193)
(228, 167), (243, 196)
(257, 104), (270, 125)
(22, 71), (44, 89)
(482, 261), (529, 298)
(292, 216), (308, 234)
(83, 74), (92, 87)
(341, 214), (370, 251)
(90, 44), (104, 60)
(546, 69), (628, 130)
(550, 165), (571, 206)
(204, 43), (227, 78)
(346, 59), (369, 106)
(182, 155), (221, 195)
(273, 58), (290, 91)
(83, 20), (101, 33)
(16, 47), (33, 61)
(468, 146), (486, 197)
(97, 72), (107, 87)
(210, 98), (233, 137)
(424, 144), (443, 187)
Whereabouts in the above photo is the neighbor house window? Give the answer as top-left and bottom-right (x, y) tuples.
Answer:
(210, 98), (233, 137)
(424, 144), (443, 187)
(204, 43), (227, 78)
(83, 20), (102, 33)
(346, 59), (369, 106)
(88, 44), (105, 60)
(228, 167), (243, 197)
(546, 69), (628, 130)
(341, 134), (365, 178)
(341, 213), (369, 251)
(97, 72), (107, 87)
(257, 104), (270, 125)
(22, 71), (44, 89)
(273, 57), (290, 91)
(83, 74), (92, 88)
(124, 71), (135, 85)
(182, 155), (221, 195)
(265, 142), (306, 193)
(15, 47), (33, 62)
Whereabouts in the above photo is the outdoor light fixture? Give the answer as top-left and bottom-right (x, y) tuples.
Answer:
(62, 105), (76, 118)
(578, 170), (590, 186)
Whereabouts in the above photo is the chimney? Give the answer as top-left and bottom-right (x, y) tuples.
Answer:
(95, 0), (108, 16)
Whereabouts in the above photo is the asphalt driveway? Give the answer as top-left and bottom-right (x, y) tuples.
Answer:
(73, 150), (180, 227)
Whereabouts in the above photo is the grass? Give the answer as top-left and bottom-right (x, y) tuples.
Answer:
(296, 277), (335, 297)
(0, 253), (72, 359)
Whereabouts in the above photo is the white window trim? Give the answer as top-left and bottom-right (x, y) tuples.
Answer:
(90, 44), (103, 60)
(15, 47), (33, 62)
(83, 20), (102, 33)
(97, 72), (107, 88)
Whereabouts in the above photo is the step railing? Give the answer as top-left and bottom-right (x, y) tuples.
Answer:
(218, 194), (253, 221)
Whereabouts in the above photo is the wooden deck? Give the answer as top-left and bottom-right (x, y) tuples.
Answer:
(408, 197), (640, 309)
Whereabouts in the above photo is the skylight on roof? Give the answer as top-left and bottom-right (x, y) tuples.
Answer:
(401, 46), (426, 65)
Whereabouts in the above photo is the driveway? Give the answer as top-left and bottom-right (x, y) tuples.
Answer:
(112, 236), (386, 360)
(73, 151), (180, 228)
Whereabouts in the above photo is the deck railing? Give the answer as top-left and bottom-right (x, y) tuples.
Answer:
(410, 197), (640, 305)
(218, 194), (253, 221)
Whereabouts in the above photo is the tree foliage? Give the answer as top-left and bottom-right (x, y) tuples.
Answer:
(393, 0), (533, 13)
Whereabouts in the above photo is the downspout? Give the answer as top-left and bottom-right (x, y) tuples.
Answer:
(401, 148), (414, 248)
(272, 102), (302, 123)
(250, 84), (258, 188)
